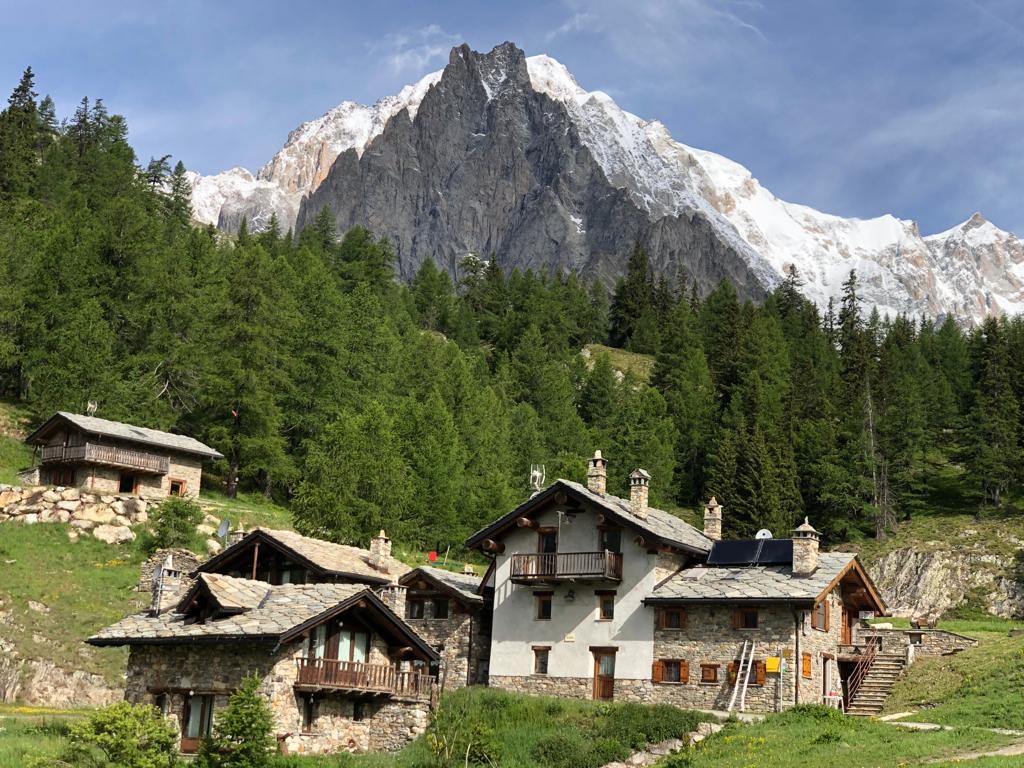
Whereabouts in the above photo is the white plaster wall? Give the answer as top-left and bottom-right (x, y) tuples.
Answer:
(489, 507), (659, 681)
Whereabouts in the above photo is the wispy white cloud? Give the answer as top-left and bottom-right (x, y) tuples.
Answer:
(545, 11), (598, 42)
(370, 24), (461, 76)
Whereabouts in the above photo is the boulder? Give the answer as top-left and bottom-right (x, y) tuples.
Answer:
(202, 513), (220, 526)
(75, 506), (116, 525)
(206, 538), (223, 555)
(196, 524), (216, 536)
(110, 500), (125, 516)
(133, 510), (148, 524)
(81, 494), (97, 504)
(69, 519), (96, 530)
(60, 488), (80, 501)
(93, 525), (135, 545)
(21, 513), (38, 525)
(66, 528), (80, 543)
(0, 489), (23, 506)
(41, 490), (61, 503)
(56, 500), (80, 512)
(123, 498), (147, 517)
(100, 495), (115, 504)
(55, 509), (71, 523)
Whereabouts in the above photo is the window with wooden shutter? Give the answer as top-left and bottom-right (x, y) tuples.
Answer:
(700, 664), (719, 683)
(652, 660), (664, 683)
(812, 599), (830, 632)
(679, 661), (689, 683)
(802, 652), (812, 679)
(727, 660), (738, 684)
(755, 660), (766, 686)
(659, 607), (686, 629)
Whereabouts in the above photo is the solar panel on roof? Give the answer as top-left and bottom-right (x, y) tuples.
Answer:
(755, 539), (793, 565)
(706, 540), (760, 566)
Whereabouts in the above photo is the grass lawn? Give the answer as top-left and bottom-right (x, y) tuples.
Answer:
(882, 621), (1024, 730)
(584, 343), (656, 384)
(668, 706), (1018, 768)
(0, 706), (82, 768)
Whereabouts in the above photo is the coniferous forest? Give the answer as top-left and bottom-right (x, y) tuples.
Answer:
(1, 69), (1022, 550)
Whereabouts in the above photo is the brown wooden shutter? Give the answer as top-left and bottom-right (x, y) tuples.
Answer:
(824, 599), (831, 632)
(802, 653), (812, 679)
(679, 608), (687, 627)
(755, 661), (766, 686)
(679, 661), (689, 684)
(652, 660), (664, 683)
(732, 609), (741, 629)
(727, 661), (738, 684)
(657, 609), (665, 630)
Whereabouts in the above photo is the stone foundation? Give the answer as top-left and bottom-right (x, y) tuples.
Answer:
(489, 674), (594, 699)
(857, 627), (977, 657)
(0, 484), (147, 543)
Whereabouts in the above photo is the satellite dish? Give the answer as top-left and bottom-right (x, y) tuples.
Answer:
(216, 518), (231, 540)
(755, 529), (773, 540)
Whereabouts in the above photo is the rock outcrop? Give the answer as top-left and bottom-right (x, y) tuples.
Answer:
(870, 546), (1024, 619)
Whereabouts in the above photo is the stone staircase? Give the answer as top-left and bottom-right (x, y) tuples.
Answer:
(846, 653), (906, 716)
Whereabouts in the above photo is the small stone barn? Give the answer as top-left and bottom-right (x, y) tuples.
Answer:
(88, 574), (439, 755)
(24, 411), (222, 499)
(397, 566), (492, 688)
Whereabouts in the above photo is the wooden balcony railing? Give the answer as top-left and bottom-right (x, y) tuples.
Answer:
(510, 551), (623, 583)
(40, 443), (169, 474)
(294, 658), (435, 699)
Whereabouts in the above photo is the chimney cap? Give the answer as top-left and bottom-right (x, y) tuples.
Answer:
(705, 496), (721, 510)
(792, 517), (820, 539)
(593, 449), (603, 460)
(629, 468), (651, 481)
(375, 529), (389, 540)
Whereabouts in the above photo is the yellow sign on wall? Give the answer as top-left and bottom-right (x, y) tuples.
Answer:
(766, 657), (781, 673)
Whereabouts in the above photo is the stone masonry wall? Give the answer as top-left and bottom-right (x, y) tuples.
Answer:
(404, 597), (475, 689)
(489, 674), (593, 699)
(126, 640), (429, 755)
(856, 627), (978, 657)
(0, 484), (148, 544)
(796, 588), (844, 705)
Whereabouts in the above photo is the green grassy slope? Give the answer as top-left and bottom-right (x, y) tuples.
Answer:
(584, 343), (655, 383)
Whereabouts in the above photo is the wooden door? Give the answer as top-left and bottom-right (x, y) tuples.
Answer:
(593, 651), (616, 700)
(841, 608), (856, 645)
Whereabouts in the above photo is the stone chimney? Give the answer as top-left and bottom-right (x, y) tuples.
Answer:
(229, 524), (246, 546)
(151, 554), (183, 616)
(378, 584), (407, 618)
(791, 518), (820, 576)
(629, 469), (650, 520)
(369, 529), (393, 573)
(587, 450), (608, 495)
(703, 497), (722, 541)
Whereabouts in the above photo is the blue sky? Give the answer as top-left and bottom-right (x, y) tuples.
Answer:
(4, 0), (1023, 234)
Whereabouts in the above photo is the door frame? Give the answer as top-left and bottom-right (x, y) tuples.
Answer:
(591, 647), (617, 700)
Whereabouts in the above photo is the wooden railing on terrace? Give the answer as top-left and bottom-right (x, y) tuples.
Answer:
(294, 658), (434, 699)
(510, 551), (623, 582)
(40, 442), (169, 474)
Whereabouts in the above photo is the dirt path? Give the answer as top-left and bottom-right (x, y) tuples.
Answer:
(932, 741), (1024, 762)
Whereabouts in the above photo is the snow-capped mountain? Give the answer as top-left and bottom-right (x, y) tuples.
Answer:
(189, 43), (1023, 324)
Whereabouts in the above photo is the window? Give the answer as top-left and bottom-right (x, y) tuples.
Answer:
(183, 694), (214, 744)
(728, 660), (766, 686)
(353, 702), (366, 721)
(599, 527), (622, 553)
(909, 632), (923, 646)
(118, 473), (138, 494)
(596, 591), (615, 621)
(533, 646), (550, 675)
(802, 653), (812, 679)
(811, 600), (830, 631)
(301, 695), (316, 732)
(734, 608), (759, 630)
(308, 625), (327, 660)
(432, 598), (450, 619)
(652, 659), (689, 684)
(700, 664), (719, 683)
(154, 693), (169, 717)
(407, 598), (425, 620)
(658, 608), (686, 629)
(535, 592), (552, 621)
(168, 478), (186, 497)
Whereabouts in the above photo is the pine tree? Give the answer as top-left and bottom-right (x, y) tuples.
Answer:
(195, 675), (276, 768)
(609, 242), (654, 347)
(0, 67), (40, 199)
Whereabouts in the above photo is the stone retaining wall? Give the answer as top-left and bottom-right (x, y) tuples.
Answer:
(857, 627), (978, 657)
(0, 483), (146, 543)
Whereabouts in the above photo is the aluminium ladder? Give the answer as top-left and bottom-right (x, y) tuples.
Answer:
(727, 639), (756, 712)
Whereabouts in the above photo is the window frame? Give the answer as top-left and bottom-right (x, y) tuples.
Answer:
(534, 591), (553, 621)
(432, 598), (450, 620)
(811, 599), (830, 632)
(734, 608), (759, 630)
(596, 590), (615, 621)
(658, 607), (686, 630)
(700, 664), (720, 684)
(301, 694), (316, 733)
(533, 645), (551, 675)
(168, 478), (186, 497)
(598, 525), (622, 554)
(407, 598), (425, 620)
(656, 659), (688, 684)
(537, 527), (558, 554)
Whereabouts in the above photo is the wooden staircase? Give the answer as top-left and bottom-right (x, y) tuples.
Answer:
(846, 653), (906, 716)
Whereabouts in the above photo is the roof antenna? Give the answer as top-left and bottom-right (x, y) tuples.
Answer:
(86, 400), (98, 416)
(529, 464), (546, 495)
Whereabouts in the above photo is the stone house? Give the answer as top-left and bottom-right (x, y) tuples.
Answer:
(88, 573), (439, 755)
(397, 566), (492, 689)
(24, 412), (222, 499)
(465, 450), (890, 713)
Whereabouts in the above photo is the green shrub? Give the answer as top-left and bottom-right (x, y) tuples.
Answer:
(585, 737), (631, 766)
(601, 703), (702, 748)
(148, 496), (203, 551)
(530, 731), (588, 768)
(59, 701), (180, 768)
(195, 675), (278, 768)
(423, 694), (502, 767)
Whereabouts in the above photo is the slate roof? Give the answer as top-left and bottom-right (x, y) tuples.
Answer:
(251, 528), (411, 582)
(26, 412), (223, 459)
(465, 479), (712, 555)
(401, 566), (484, 605)
(647, 552), (858, 604)
(89, 579), (366, 645)
(193, 572), (271, 612)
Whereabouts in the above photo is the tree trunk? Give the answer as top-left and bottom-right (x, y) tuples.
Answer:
(225, 457), (239, 499)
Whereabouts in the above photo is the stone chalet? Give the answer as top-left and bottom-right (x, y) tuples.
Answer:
(465, 450), (894, 714)
(24, 412), (222, 499)
(90, 527), (487, 755)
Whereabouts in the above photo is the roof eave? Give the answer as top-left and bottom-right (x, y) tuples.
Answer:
(399, 568), (484, 605)
(643, 596), (817, 606)
(86, 633), (278, 647)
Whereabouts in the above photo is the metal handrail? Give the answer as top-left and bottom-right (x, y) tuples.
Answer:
(847, 643), (877, 706)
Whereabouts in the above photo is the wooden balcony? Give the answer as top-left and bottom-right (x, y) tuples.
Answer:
(40, 442), (169, 475)
(510, 551), (623, 584)
(294, 658), (435, 700)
